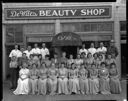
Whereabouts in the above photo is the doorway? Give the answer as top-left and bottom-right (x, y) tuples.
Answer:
(61, 46), (77, 59)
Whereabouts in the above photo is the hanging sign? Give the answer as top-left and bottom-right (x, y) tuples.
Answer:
(5, 6), (111, 20)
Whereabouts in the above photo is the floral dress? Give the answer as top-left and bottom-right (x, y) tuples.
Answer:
(109, 68), (121, 94)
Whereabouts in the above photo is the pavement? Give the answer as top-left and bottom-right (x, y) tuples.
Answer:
(2, 79), (127, 101)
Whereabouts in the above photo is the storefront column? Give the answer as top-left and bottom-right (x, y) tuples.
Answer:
(114, 5), (121, 78)
(54, 20), (61, 57)
(2, 24), (6, 81)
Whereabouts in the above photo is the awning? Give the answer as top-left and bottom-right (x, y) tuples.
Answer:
(52, 32), (82, 46)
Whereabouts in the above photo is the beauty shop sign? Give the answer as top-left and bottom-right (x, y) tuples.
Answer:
(5, 6), (111, 20)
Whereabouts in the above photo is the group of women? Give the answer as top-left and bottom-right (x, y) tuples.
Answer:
(11, 51), (121, 95)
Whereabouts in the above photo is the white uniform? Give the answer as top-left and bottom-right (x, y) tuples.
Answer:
(79, 48), (88, 55)
(88, 48), (97, 55)
(9, 49), (22, 58)
(23, 50), (32, 59)
(97, 47), (107, 53)
(31, 48), (41, 54)
(40, 48), (49, 59)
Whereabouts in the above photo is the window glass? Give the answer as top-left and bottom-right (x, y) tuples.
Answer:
(24, 24), (55, 34)
(6, 25), (23, 43)
(6, 26), (15, 43)
(90, 23), (98, 31)
(61, 22), (113, 32)
(81, 23), (91, 32)
(121, 0), (126, 4)
(120, 21), (126, 31)
(98, 22), (113, 31)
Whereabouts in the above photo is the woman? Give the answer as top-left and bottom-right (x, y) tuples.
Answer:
(79, 64), (89, 95)
(75, 54), (83, 69)
(109, 63), (121, 94)
(47, 63), (58, 95)
(28, 54), (34, 69)
(44, 55), (51, 69)
(67, 54), (74, 65)
(105, 54), (116, 69)
(85, 53), (94, 70)
(13, 62), (29, 95)
(93, 53), (99, 68)
(88, 64), (99, 95)
(99, 62), (111, 94)
(68, 63), (80, 94)
(38, 62), (48, 95)
(29, 63), (39, 94)
(38, 54), (43, 68)
(97, 54), (105, 69)
(58, 63), (69, 95)
(60, 52), (68, 66)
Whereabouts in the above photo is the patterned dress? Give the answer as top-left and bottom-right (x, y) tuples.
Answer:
(29, 68), (39, 94)
(88, 68), (99, 94)
(58, 68), (68, 94)
(99, 68), (111, 94)
(38, 68), (48, 95)
(109, 68), (121, 94)
(47, 68), (58, 95)
(68, 68), (80, 94)
(79, 68), (89, 94)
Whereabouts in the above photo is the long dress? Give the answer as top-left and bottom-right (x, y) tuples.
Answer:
(109, 68), (121, 94)
(47, 68), (58, 95)
(86, 58), (94, 76)
(88, 68), (99, 94)
(99, 68), (111, 94)
(13, 68), (29, 95)
(58, 68), (68, 94)
(79, 68), (89, 94)
(29, 68), (39, 94)
(38, 68), (48, 95)
(68, 68), (80, 94)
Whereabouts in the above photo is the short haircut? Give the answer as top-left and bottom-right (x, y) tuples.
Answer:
(110, 62), (116, 67)
(100, 62), (106, 66)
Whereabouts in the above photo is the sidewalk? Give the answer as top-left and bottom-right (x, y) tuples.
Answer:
(3, 80), (127, 101)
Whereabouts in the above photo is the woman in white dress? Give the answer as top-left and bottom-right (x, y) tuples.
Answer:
(13, 62), (30, 95)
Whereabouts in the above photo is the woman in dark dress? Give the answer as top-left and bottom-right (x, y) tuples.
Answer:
(109, 63), (121, 94)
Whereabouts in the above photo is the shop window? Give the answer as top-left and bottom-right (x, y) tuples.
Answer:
(98, 22), (113, 31)
(6, 26), (15, 43)
(61, 22), (113, 32)
(81, 23), (91, 32)
(6, 25), (23, 43)
(90, 23), (98, 32)
(121, 0), (126, 4)
(120, 21), (126, 31)
(61, 23), (80, 32)
(24, 24), (55, 34)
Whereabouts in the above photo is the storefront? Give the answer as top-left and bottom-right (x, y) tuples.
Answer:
(2, 2), (124, 81)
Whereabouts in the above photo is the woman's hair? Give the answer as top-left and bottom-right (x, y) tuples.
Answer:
(91, 63), (96, 66)
(100, 62), (106, 66)
(87, 52), (92, 58)
(93, 52), (98, 57)
(110, 62), (116, 68)
(41, 62), (46, 66)
(32, 63), (37, 67)
(45, 55), (50, 58)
